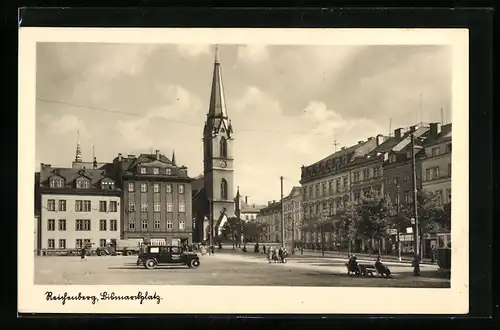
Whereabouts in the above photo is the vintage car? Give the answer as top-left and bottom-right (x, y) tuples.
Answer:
(138, 245), (201, 269)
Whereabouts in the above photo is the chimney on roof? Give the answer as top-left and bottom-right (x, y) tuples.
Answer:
(358, 141), (363, 144)
(179, 165), (188, 176)
(118, 153), (123, 162)
(367, 137), (374, 140)
(341, 147), (346, 150)
(376, 134), (384, 146)
(155, 150), (160, 160)
(245, 196), (248, 204)
(409, 125), (418, 133)
(429, 122), (442, 137)
(394, 128), (403, 139)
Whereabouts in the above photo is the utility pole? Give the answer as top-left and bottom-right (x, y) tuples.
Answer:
(389, 118), (392, 136)
(280, 176), (285, 247)
(410, 133), (420, 257)
(208, 198), (213, 252)
(291, 212), (295, 254)
(395, 175), (402, 262)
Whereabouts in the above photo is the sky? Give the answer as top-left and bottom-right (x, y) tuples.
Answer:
(35, 43), (451, 205)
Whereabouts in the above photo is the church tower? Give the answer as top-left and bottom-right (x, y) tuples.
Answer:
(203, 46), (235, 237)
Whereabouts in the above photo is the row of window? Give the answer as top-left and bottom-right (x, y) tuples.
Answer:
(303, 176), (349, 200)
(46, 200), (118, 212)
(49, 179), (116, 190)
(352, 167), (383, 183)
(47, 219), (118, 231)
(303, 195), (351, 216)
(128, 202), (186, 213)
(128, 182), (185, 193)
(138, 167), (172, 175)
(429, 144), (452, 158)
(128, 219), (186, 231)
(425, 164), (451, 181)
(46, 238), (108, 249)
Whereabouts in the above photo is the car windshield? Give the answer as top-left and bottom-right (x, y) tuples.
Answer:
(171, 247), (180, 254)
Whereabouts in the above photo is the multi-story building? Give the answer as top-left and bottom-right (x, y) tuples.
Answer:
(37, 163), (122, 253)
(256, 200), (282, 243)
(347, 125), (429, 253)
(299, 135), (387, 249)
(113, 150), (194, 246)
(283, 186), (302, 247)
(421, 123), (452, 205)
(235, 193), (266, 222)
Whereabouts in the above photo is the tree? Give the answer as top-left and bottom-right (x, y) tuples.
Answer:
(220, 217), (242, 244)
(400, 189), (450, 254)
(337, 201), (361, 256)
(356, 192), (396, 255)
(242, 222), (266, 243)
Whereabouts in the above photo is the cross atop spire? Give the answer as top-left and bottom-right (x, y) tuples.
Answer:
(214, 44), (219, 63)
(75, 130), (82, 163)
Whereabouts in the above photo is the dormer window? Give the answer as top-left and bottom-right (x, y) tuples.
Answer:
(140, 167), (146, 174)
(166, 168), (171, 175)
(153, 168), (159, 175)
(76, 178), (90, 189)
(101, 181), (115, 190)
(49, 179), (64, 188)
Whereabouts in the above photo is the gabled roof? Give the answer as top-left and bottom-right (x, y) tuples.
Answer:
(122, 153), (190, 179)
(39, 165), (119, 190)
(423, 123), (452, 147)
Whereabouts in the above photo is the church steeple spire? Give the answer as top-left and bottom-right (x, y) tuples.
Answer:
(208, 44), (229, 123)
(171, 150), (176, 166)
(75, 130), (82, 163)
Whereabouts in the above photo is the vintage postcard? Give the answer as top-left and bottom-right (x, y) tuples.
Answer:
(19, 28), (469, 314)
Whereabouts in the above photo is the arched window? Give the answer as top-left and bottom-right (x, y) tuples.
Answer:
(220, 137), (227, 157)
(220, 179), (228, 200)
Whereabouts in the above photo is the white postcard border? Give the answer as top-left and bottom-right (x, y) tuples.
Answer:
(19, 27), (469, 314)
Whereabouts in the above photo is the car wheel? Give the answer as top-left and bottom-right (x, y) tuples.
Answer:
(145, 259), (157, 269)
(190, 259), (200, 268)
(99, 250), (106, 256)
(126, 250), (133, 256)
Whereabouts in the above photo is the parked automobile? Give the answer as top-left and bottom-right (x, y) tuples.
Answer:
(138, 245), (201, 269)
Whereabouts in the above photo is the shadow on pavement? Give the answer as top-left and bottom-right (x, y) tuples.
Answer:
(108, 266), (191, 270)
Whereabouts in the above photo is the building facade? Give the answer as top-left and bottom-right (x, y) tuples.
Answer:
(37, 164), (122, 252)
(299, 135), (387, 249)
(236, 194), (266, 222)
(256, 200), (282, 243)
(283, 186), (302, 246)
(113, 150), (194, 246)
(421, 123), (452, 205)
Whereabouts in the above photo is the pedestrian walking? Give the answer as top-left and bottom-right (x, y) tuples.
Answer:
(80, 246), (87, 261)
(263, 245), (266, 254)
(412, 254), (421, 276)
(268, 247), (273, 263)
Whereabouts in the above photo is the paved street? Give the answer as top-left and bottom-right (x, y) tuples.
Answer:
(35, 252), (449, 287)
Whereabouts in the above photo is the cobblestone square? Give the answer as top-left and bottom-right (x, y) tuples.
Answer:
(35, 252), (450, 288)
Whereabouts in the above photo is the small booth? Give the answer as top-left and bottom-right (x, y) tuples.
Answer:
(436, 232), (451, 271)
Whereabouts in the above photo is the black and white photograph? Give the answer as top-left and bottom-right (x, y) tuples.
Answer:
(19, 28), (469, 314)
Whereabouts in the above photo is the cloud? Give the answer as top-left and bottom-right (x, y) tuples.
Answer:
(236, 45), (270, 64)
(83, 44), (159, 79)
(287, 101), (384, 157)
(176, 44), (211, 58)
(232, 86), (282, 117)
(40, 113), (90, 138)
(148, 84), (203, 120)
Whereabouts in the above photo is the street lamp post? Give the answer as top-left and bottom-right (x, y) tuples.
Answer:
(208, 198), (213, 253)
